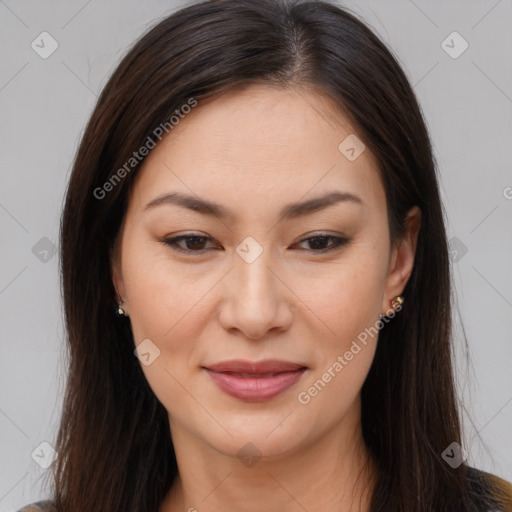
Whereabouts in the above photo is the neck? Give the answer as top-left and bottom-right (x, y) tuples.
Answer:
(161, 400), (378, 512)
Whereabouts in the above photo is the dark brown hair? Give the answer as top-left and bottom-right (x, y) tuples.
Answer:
(47, 0), (503, 510)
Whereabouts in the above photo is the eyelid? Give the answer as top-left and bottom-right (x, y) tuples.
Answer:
(294, 233), (349, 252)
(161, 233), (220, 255)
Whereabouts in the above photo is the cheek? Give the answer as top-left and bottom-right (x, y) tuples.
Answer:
(296, 277), (381, 420)
(121, 233), (209, 341)
(301, 248), (386, 343)
(121, 244), (210, 416)
(295, 247), (385, 403)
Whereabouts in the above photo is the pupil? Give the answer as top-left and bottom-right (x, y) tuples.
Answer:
(311, 237), (327, 249)
(188, 237), (204, 250)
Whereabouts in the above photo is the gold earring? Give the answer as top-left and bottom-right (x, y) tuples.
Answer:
(380, 295), (404, 320)
(391, 295), (404, 309)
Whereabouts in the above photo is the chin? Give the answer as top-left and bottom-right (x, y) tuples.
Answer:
(198, 410), (316, 461)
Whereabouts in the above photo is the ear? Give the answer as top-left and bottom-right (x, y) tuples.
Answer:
(381, 206), (421, 315)
(110, 237), (128, 315)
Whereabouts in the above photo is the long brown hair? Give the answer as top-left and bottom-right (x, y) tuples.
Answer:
(49, 0), (497, 510)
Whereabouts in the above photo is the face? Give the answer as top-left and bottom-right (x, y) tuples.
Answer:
(112, 84), (420, 460)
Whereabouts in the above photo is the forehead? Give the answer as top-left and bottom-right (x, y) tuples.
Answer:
(131, 85), (384, 218)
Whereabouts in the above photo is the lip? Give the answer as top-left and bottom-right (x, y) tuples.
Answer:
(203, 359), (307, 402)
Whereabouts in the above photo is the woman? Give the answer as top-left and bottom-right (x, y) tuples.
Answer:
(18, 0), (512, 510)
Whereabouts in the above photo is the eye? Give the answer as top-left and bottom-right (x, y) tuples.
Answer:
(162, 233), (349, 256)
(162, 234), (219, 254)
(294, 234), (349, 253)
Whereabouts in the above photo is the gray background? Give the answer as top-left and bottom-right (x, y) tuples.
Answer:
(1, 0), (511, 509)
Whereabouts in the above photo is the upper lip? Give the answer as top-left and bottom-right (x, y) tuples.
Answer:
(203, 359), (307, 374)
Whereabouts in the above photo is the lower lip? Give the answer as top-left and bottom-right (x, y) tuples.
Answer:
(205, 368), (306, 402)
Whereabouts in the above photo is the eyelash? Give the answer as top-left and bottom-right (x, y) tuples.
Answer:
(161, 233), (349, 255)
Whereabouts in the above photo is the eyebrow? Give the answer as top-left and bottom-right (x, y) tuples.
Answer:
(144, 190), (363, 220)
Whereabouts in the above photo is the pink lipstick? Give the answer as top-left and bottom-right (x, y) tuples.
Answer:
(203, 359), (307, 402)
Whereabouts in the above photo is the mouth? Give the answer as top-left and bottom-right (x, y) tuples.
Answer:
(202, 359), (308, 402)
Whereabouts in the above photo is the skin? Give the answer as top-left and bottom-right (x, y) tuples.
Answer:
(111, 84), (421, 512)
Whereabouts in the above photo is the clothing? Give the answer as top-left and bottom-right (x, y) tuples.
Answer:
(466, 466), (512, 511)
(15, 467), (512, 511)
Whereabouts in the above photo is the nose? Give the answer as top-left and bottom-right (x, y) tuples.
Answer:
(217, 249), (294, 340)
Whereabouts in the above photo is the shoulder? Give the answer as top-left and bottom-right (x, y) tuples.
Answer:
(466, 466), (512, 511)
(15, 500), (56, 512)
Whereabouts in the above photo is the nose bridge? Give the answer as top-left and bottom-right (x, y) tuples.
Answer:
(234, 240), (277, 305)
(219, 238), (292, 339)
